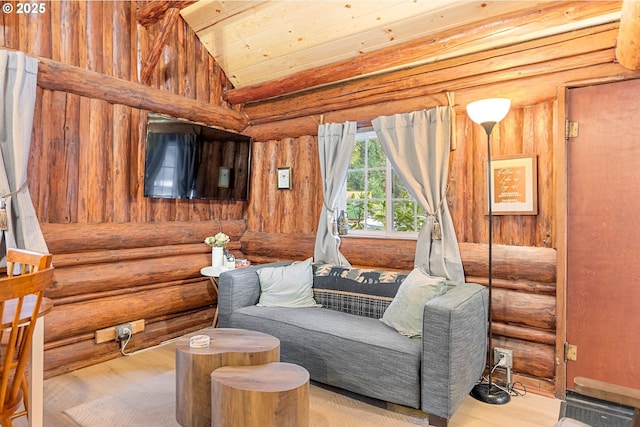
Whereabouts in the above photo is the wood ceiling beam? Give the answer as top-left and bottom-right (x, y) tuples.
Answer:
(35, 56), (248, 132)
(137, 0), (195, 27)
(244, 23), (620, 126)
(616, 0), (640, 70)
(223, 1), (622, 105)
(140, 7), (181, 84)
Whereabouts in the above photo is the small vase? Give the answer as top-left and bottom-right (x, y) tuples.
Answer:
(212, 246), (225, 267)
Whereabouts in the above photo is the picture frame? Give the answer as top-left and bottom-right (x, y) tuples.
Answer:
(218, 167), (230, 188)
(277, 167), (291, 189)
(488, 155), (538, 215)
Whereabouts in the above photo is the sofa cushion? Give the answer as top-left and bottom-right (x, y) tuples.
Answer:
(229, 305), (422, 408)
(257, 258), (320, 307)
(381, 268), (447, 337)
(312, 263), (408, 318)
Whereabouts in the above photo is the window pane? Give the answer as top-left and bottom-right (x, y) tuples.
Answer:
(350, 139), (365, 169)
(367, 169), (386, 198)
(367, 137), (385, 168)
(393, 201), (417, 232)
(347, 198), (365, 230)
(347, 170), (365, 192)
(365, 200), (385, 231)
(391, 170), (411, 199)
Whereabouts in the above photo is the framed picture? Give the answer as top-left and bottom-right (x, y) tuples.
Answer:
(489, 155), (538, 215)
(218, 167), (230, 188)
(277, 167), (291, 189)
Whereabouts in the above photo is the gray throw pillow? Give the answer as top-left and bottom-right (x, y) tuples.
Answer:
(257, 258), (320, 307)
(380, 267), (447, 337)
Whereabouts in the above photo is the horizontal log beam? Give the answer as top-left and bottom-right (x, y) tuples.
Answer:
(245, 25), (619, 125)
(466, 276), (556, 295)
(35, 56), (248, 132)
(494, 337), (555, 380)
(493, 288), (556, 329)
(45, 281), (216, 342)
(245, 60), (640, 141)
(46, 253), (212, 299)
(225, 1), (622, 104)
(52, 277), (203, 306)
(240, 232), (557, 283)
(45, 308), (211, 378)
(42, 220), (246, 254)
(493, 323), (556, 346)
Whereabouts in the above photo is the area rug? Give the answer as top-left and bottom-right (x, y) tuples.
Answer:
(64, 370), (428, 427)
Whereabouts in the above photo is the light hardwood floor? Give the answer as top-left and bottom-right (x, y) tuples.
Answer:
(17, 341), (562, 427)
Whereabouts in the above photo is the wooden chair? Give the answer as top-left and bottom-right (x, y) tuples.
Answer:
(6, 248), (53, 277)
(1, 249), (53, 426)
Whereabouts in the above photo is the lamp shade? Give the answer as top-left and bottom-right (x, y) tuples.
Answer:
(466, 98), (511, 124)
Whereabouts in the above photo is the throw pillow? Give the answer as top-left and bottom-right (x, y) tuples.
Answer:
(380, 267), (447, 337)
(257, 258), (320, 307)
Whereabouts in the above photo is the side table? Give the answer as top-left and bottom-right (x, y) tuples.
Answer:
(200, 266), (232, 327)
(175, 328), (280, 427)
(211, 362), (310, 427)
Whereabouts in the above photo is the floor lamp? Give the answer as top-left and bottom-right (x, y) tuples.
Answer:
(466, 97), (511, 405)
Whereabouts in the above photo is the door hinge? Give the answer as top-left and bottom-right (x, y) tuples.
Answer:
(565, 120), (579, 139)
(564, 342), (578, 362)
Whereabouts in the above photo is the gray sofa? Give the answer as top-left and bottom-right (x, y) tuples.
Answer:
(217, 262), (488, 427)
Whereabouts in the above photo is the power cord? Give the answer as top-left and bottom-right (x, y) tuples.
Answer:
(483, 357), (528, 397)
(118, 328), (132, 356)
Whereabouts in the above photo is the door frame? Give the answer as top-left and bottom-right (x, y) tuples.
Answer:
(555, 85), (568, 399)
(554, 76), (640, 399)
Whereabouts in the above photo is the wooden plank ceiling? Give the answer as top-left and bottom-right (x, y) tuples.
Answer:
(174, 1), (633, 103)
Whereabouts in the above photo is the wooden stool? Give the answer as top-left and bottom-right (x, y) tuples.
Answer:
(175, 328), (280, 427)
(211, 362), (310, 427)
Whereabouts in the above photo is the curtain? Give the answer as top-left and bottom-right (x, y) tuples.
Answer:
(372, 107), (464, 281)
(144, 133), (197, 198)
(0, 50), (48, 264)
(144, 133), (168, 195)
(175, 134), (197, 198)
(314, 122), (356, 265)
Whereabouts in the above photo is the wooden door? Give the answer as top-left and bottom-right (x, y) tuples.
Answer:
(566, 78), (640, 390)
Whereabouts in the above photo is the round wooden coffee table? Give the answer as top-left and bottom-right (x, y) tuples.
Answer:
(175, 328), (280, 427)
(211, 362), (310, 427)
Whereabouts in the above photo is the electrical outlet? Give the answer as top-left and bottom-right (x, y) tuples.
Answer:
(494, 347), (513, 369)
(115, 323), (132, 342)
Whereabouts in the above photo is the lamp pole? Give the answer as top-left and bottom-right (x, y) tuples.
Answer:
(467, 98), (511, 405)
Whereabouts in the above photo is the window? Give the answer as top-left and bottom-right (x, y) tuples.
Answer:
(148, 138), (180, 198)
(343, 128), (425, 237)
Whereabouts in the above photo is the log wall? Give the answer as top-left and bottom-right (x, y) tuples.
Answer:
(1, 1), (248, 376)
(41, 221), (245, 378)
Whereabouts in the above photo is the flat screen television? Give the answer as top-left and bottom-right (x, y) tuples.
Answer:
(143, 114), (251, 201)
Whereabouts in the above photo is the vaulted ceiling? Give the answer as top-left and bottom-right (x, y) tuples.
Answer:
(137, 1), (640, 104)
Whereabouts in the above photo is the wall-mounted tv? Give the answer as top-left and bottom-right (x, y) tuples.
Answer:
(143, 114), (251, 201)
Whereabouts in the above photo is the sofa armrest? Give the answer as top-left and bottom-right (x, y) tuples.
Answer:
(420, 282), (488, 421)
(217, 262), (291, 327)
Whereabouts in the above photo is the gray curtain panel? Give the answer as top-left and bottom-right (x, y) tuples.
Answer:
(372, 107), (464, 281)
(314, 122), (356, 266)
(0, 50), (48, 264)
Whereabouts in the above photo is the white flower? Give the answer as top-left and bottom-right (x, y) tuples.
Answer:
(204, 232), (230, 248)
